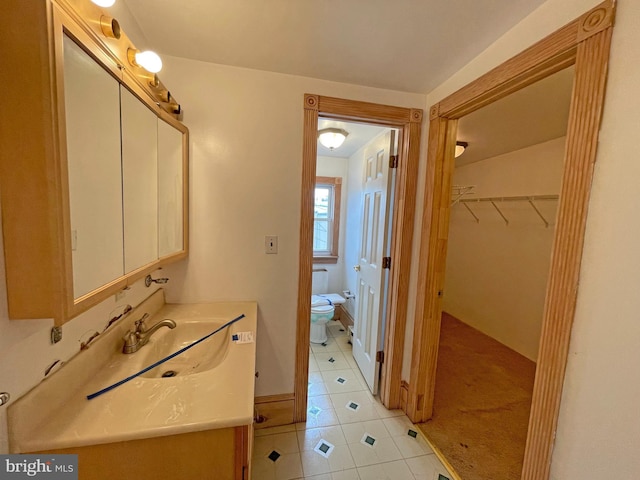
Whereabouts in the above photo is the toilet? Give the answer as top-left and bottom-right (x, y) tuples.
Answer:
(310, 269), (346, 344)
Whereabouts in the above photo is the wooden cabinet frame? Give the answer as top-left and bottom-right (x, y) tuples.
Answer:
(407, 2), (615, 479)
(0, 0), (189, 326)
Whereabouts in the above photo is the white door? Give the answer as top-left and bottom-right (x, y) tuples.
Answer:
(352, 130), (395, 394)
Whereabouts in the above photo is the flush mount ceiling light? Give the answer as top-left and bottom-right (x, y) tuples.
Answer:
(91, 0), (116, 7)
(127, 48), (163, 73)
(455, 141), (468, 158)
(318, 128), (349, 150)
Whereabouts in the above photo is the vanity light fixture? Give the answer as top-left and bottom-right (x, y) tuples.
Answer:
(127, 48), (163, 73)
(99, 16), (121, 39)
(455, 141), (468, 158)
(318, 128), (349, 151)
(91, 0), (116, 7)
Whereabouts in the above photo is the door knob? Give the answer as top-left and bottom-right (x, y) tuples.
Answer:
(353, 265), (361, 272)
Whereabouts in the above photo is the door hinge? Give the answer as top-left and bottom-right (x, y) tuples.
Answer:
(376, 350), (384, 364)
(382, 257), (391, 269)
(389, 155), (398, 169)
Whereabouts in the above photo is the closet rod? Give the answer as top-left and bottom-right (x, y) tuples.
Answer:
(456, 194), (559, 227)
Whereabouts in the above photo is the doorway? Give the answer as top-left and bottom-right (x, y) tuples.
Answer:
(407, 2), (615, 479)
(295, 95), (424, 423)
(419, 66), (574, 480)
(314, 119), (399, 395)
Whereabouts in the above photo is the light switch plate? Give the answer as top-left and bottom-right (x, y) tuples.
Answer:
(265, 235), (278, 254)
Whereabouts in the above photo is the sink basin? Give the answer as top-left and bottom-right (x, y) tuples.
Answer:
(139, 320), (231, 378)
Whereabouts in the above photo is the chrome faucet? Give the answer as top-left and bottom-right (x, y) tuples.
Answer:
(122, 313), (177, 354)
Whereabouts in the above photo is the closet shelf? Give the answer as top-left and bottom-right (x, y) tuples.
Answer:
(455, 194), (559, 227)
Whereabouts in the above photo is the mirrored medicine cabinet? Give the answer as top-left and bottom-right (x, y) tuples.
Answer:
(0, 0), (189, 326)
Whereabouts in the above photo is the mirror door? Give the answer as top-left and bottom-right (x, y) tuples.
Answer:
(157, 119), (185, 257)
(121, 86), (159, 273)
(63, 34), (123, 299)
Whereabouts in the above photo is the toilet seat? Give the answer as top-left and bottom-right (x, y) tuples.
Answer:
(311, 304), (334, 315)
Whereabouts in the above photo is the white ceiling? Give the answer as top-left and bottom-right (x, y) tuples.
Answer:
(121, 0), (546, 93)
(318, 67), (575, 162)
(456, 66), (575, 166)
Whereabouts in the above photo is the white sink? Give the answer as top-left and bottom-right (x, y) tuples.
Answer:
(139, 320), (231, 378)
(8, 293), (257, 454)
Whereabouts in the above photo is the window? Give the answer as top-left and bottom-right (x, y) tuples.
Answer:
(313, 176), (341, 263)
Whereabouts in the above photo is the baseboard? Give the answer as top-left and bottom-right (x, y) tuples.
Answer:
(400, 380), (409, 412)
(254, 393), (295, 430)
(339, 306), (355, 329)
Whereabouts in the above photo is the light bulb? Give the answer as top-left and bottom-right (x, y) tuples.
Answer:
(92, 0), (116, 7)
(134, 50), (163, 73)
(455, 142), (468, 158)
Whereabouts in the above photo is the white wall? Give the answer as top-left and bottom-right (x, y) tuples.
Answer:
(443, 137), (565, 361)
(342, 144), (366, 318)
(154, 57), (425, 397)
(314, 155), (349, 295)
(412, 0), (640, 477)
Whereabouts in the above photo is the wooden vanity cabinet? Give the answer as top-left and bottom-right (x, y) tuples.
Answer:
(36, 425), (253, 480)
(0, 0), (188, 326)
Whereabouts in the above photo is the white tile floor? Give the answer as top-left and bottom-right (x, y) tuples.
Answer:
(252, 321), (454, 480)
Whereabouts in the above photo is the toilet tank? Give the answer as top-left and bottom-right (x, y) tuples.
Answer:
(312, 269), (329, 295)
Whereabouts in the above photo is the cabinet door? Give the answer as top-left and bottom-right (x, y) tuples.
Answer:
(157, 120), (184, 257)
(121, 87), (159, 273)
(63, 35), (123, 299)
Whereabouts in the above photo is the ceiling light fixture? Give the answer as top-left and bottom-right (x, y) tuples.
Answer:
(318, 128), (349, 150)
(127, 48), (163, 73)
(91, 0), (116, 7)
(455, 141), (468, 158)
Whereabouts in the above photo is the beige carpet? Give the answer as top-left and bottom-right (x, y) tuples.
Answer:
(418, 313), (536, 480)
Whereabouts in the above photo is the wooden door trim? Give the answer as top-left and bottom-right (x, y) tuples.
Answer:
(295, 95), (423, 422)
(408, 2), (615, 479)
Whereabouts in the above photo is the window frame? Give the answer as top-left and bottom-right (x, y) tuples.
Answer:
(313, 176), (342, 264)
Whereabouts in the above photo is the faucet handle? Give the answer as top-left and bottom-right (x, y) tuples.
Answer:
(134, 313), (150, 331)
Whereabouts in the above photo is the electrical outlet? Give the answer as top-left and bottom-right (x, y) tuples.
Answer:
(265, 235), (278, 254)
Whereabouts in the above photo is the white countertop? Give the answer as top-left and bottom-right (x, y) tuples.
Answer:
(8, 292), (257, 453)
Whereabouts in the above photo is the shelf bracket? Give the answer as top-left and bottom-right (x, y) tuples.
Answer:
(490, 201), (509, 225)
(463, 203), (480, 223)
(528, 198), (550, 228)
(451, 185), (475, 206)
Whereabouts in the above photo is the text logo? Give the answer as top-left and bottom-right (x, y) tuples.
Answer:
(0, 455), (77, 479)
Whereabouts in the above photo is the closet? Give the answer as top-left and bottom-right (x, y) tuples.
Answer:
(419, 67), (574, 480)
